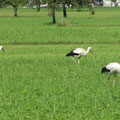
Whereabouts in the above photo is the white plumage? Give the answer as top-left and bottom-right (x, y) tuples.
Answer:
(0, 46), (5, 54)
(101, 62), (120, 86)
(66, 47), (92, 64)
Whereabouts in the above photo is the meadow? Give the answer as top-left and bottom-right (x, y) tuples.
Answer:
(0, 7), (120, 44)
(0, 7), (120, 120)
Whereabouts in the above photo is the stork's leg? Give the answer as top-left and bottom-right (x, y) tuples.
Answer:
(71, 57), (77, 64)
(113, 75), (116, 86)
(108, 75), (110, 85)
(77, 57), (81, 64)
(78, 58), (80, 64)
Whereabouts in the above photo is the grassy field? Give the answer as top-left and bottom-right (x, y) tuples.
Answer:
(0, 7), (120, 120)
(0, 7), (120, 44)
(0, 44), (120, 120)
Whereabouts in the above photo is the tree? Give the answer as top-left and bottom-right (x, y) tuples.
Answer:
(3, 0), (29, 17)
(60, 0), (67, 18)
(59, 0), (71, 18)
(0, 0), (5, 7)
(73, 0), (95, 15)
(46, 0), (59, 24)
(30, 0), (43, 11)
(111, 0), (119, 7)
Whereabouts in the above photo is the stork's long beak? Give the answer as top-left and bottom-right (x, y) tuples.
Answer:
(2, 48), (5, 54)
(90, 49), (93, 54)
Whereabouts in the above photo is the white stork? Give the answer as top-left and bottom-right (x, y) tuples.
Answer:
(66, 47), (92, 64)
(101, 62), (120, 86)
(0, 46), (5, 54)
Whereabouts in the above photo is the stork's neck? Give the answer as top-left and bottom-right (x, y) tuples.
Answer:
(86, 48), (90, 54)
(83, 48), (90, 56)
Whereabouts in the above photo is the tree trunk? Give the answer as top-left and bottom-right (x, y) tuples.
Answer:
(14, 6), (17, 17)
(52, 7), (56, 24)
(63, 4), (67, 18)
(4, 2), (17, 17)
(37, 4), (40, 12)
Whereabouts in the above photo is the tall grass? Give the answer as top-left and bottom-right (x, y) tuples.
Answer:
(0, 44), (120, 119)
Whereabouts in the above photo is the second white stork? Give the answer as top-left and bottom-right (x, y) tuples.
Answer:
(0, 46), (5, 54)
(101, 62), (120, 86)
(66, 47), (92, 64)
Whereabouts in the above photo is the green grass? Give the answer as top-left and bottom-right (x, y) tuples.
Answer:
(0, 7), (120, 119)
(0, 44), (120, 120)
(0, 7), (120, 44)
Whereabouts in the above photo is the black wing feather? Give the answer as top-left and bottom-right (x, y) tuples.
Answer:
(66, 49), (79, 56)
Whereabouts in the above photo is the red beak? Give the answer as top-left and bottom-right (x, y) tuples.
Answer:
(90, 49), (93, 54)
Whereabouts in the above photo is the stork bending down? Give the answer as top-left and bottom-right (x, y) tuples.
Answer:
(66, 47), (92, 64)
(101, 62), (120, 86)
(0, 46), (5, 54)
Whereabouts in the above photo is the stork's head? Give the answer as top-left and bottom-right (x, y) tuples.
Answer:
(88, 47), (92, 53)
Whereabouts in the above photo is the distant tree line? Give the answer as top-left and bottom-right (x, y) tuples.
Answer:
(0, 0), (95, 24)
